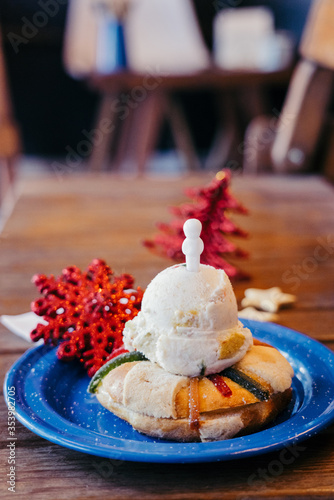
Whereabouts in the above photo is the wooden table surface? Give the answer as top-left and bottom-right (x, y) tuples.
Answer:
(1, 172), (334, 499)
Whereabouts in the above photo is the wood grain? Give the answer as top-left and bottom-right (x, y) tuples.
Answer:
(0, 173), (333, 499)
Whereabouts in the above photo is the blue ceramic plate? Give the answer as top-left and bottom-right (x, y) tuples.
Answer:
(4, 320), (334, 463)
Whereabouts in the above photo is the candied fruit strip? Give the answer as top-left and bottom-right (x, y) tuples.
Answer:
(189, 377), (200, 432)
(222, 367), (270, 401)
(88, 351), (147, 393)
(207, 374), (232, 397)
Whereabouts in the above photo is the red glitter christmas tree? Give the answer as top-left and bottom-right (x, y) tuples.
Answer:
(144, 170), (249, 279)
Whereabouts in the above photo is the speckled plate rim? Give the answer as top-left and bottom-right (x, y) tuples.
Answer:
(4, 320), (334, 463)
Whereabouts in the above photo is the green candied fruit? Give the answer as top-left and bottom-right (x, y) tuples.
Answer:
(88, 351), (147, 394)
(222, 367), (270, 401)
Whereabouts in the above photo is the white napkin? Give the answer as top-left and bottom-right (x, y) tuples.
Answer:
(1, 312), (46, 344)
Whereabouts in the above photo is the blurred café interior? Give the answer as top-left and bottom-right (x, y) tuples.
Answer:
(1, 0), (334, 217)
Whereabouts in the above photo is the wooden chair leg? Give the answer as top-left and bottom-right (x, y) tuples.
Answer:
(133, 92), (165, 175)
(88, 93), (119, 171)
(242, 115), (277, 173)
(0, 122), (20, 209)
(0, 28), (20, 210)
(0, 157), (16, 208)
(205, 93), (241, 171)
(114, 91), (165, 174)
(166, 95), (201, 171)
(320, 118), (334, 183)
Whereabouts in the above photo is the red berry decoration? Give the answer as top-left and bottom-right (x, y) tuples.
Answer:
(143, 170), (249, 280)
(30, 259), (143, 376)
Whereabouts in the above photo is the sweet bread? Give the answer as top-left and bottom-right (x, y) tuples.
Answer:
(94, 344), (293, 442)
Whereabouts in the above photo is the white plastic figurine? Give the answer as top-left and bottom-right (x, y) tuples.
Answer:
(182, 219), (204, 272)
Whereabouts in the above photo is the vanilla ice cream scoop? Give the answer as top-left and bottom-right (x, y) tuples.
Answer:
(123, 262), (253, 377)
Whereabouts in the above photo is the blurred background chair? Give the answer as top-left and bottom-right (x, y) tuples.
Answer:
(243, 0), (334, 177)
(0, 27), (21, 211)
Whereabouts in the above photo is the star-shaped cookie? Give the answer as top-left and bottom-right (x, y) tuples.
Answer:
(241, 287), (296, 313)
